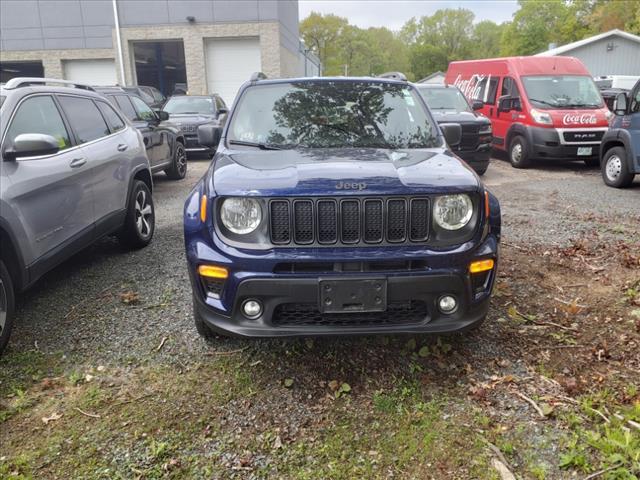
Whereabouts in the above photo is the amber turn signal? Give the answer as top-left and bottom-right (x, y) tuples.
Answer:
(200, 195), (208, 222)
(469, 258), (494, 274)
(198, 264), (229, 279)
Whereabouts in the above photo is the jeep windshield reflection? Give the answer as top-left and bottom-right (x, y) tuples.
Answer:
(227, 80), (442, 150)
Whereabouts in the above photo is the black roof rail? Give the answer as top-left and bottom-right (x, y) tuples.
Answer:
(378, 72), (407, 81)
(249, 72), (267, 82)
(3, 77), (95, 91)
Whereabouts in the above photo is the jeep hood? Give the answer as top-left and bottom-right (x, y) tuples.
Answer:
(211, 148), (479, 196)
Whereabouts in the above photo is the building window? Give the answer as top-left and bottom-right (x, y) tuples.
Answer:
(132, 41), (187, 96)
(0, 61), (44, 83)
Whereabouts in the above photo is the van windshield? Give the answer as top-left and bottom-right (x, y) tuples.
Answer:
(522, 75), (603, 109)
(228, 81), (441, 150)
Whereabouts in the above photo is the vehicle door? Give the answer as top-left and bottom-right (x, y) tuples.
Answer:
(112, 94), (158, 166)
(493, 76), (522, 146)
(130, 95), (171, 167)
(628, 82), (640, 170)
(57, 95), (130, 227)
(1, 94), (95, 265)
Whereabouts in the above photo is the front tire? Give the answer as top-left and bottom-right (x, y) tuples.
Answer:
(118, 180), (155, 249)
(0, 260), (16, 355)
(509, 135), (532, 168)
(601, 146), (634, 188)
(165, 142), (187, 180)
(193, 298), (218, 341)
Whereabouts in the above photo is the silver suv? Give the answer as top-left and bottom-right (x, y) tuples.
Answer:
(0, 78), (156, 354)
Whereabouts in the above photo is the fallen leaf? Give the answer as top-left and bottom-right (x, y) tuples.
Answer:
(120, 291), (139, 305)
(283, 378), (294, 388)
(42, 412), (62, 424)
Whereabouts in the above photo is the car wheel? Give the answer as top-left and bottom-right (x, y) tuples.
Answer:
(601, 146), (634, 188)
(0, 260), (16, 355)
(118, 180), (155, 249)
(193, 298), (218, 341)
(509, 135), (532, 168)
(584, 158), (600, 167)
(475, 166), (488, 176)
(165, 142), (187, 180)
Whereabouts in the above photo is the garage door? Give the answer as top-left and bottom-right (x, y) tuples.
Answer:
(205, 37), (261, 106)
(63, 59), (117, 86)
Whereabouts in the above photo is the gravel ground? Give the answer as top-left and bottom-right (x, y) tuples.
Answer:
(7, 155), (640, 363)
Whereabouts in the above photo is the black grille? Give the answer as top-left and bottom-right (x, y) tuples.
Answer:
(459, 124), (479, 150)
(562, 130), (604, 143)
(272, 301), (429, 326)
(270, 201), (290, 244)
(268, 197), (430, 246)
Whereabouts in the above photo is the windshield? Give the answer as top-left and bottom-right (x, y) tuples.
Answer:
(228, 81), (441, 149)
(417, 86), (471, 112)
(522, 75), (603, 109)
(163, 96), (215, 114)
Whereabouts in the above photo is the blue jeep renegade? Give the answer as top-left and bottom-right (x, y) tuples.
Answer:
(183, 73), (501, 338)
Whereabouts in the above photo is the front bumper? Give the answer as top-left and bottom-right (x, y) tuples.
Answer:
(527, 126), (603, 160)
(186, 235), (499, 337)
(456, 146), (491, 172)
(184, 135), (215, 154)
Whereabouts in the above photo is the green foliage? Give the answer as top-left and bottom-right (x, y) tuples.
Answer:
(300, 1), (639, 82)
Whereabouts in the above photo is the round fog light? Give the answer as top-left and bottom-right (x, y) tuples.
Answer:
(242, 299), (263, 319)
(438, 295), (458, 314)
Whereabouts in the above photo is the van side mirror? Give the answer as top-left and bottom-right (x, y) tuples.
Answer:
(471, 100), (484, 111)
(440, 123), (462, 147)
(3, 133), (60, 161)
(498, 96), (512, 113)
(155, 110), (170, 121)
(198, 124), (223, 148)
(613, 92), (628, 115)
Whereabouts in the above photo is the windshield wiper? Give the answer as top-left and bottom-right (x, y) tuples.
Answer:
(528, 98), (557, 107)
(563, 103), (601, 108)
(228, 140), (284, 150)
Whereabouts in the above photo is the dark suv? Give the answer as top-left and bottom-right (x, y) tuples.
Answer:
(95, 87), (187, 180)
(600, 80), (640, 188)
(162, 94), (228, 156)
(415, 84), (492, 175)
(0, 78), (155, 353)
(184, 73), (501, 339)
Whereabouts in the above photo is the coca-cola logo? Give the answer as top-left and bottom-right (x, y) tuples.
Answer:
(452, 74), (487, 100)
(562, 113), (597, 125)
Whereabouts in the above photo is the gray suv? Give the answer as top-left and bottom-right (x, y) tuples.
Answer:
(0, 78), (156, 354)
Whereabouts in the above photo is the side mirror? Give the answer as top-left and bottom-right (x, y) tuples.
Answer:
(471, 100), (484, 111)
(440, 123), (462, 147)
(197, 124), (223, 148)
(498, 95), (512, 113)
(155, 110), (170, 121)
(217, 107), (228, 116)
(613, 92), (628, 116)
(3, 133), (60, 161)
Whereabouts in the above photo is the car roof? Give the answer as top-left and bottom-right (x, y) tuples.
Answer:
(413, 83), (454, 89)
(1, 84), (110, 100)
(248, 76), (411, 87)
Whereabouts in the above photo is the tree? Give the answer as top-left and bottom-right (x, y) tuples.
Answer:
(300, 12), (349, 75)
(471, 20), (505, 59)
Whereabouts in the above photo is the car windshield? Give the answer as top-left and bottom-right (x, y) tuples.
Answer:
(417, 86), (471, 112)
(228, 81), (441, 149)
(522, 75), (603, 109)
(163, 96), (215, 114)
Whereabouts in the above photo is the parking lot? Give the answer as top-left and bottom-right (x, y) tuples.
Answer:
(1, 157), (639, 479)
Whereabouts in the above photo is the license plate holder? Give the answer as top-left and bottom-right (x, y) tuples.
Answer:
(577, 147), (592, 156)
(319, 278), (387, 313)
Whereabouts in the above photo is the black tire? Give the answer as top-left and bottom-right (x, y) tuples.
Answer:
(118, 180), (155, 249)
(165, 142), (187, 180)
(193, 298), (218, 341)
(601, 146), (634, 188)
(584, 157), (600, 167)
(508, 135), (532, 168)
(0, 260), (16, 355)
(475, 166), (488, 176)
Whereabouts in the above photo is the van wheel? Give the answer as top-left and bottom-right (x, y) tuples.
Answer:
(509, 135), (531, 168)
(118, 180), (155, 249)
(165, 142), (187, 180)
(601, 147), (634, 188)
(0, 260), (16, 355)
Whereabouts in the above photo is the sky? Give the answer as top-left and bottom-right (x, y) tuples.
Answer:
(299, 0), (520, 30)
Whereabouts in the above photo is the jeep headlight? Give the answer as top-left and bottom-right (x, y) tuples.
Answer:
(434, 194), (473, 231)
(220, 198), (262, 234)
